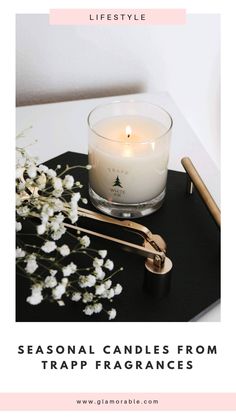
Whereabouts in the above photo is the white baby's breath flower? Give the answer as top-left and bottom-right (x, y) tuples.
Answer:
(37, 224), (46, 235)
(71, 192), (81, 202)
(86, 274), (96, 286)
(42, 203), (54, 217)
(93, 266), (105, 280)
(41, 241), (57, 253)
(47, 168), (56, 178)
(57, 300), (65, 306)
(58, 244), (70, 257)
(108, 308), (117, 320)
(31, 284), (43, 294)
(38, 164), (49, 174)
(25, 255), (38, 274)
(93, 257), (103, 268)
(80, 235), (90, 248)
(82, 292), (93, 303)
(71, 292), (81, 302)
(79, 274), (96, 288)
(106, 288), (115, 299)
(70, 192), (81, 209)
(16, 221), (22, 232)
(17, 182), (25, 191)
(86, 164), (92, 170)
(61, 277), (68, 286)
(104, 259), (114, 271)
(52, 188), (63, 198)
(95, 284), (106, 295)
(41, 213), (49, 225)
(69, 262), (77, 273)
(36, 174), (46, 190)
(98, 250), (107, 259)
(104, 280), (112, 290)
(93, 303), (102, 313)
(50, 220), (60, 232)
(16, 151), (26, 167)
(63, 175), (74, 189)
(54, 213), (64, 223)
(51, 226), (66, 241)
(27, 165), (37, 179)
(17, 206), (30, 217)
(26, 293), (43, 305)
(114, 284), (123, 295)
(52, 177), (63, 190)
(62, 262), (77, 277)
(16, 247), (26, 258)
(52, 284), (66, 300)
(69, 209), (78, 224)
(51, 199), (64, 212)
(44, 276), (57, 288)
(16, 166), (24, 179)
(62, 265), (71, 277)
(78, 276), (87, 288)
(83, 305), (94, 316)
(72, 192), (81, 201)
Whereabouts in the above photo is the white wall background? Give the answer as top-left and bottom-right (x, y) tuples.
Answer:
(16, 14), (220, 167)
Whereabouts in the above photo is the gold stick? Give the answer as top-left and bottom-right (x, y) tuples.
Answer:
(181, 157), (221, 227)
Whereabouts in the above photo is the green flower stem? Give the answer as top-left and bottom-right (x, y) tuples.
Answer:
(16, 264), (41, 284)
(102, 267), (124, 282)
(16, 126), (33, 139)
(57, 164), (88, 178)
(67, 284), (81, 293)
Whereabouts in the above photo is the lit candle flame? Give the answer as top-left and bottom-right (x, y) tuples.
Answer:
(125, 125), (132, 139)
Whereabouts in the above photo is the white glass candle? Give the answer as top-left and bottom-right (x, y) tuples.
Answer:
(88, 102), (173, 218)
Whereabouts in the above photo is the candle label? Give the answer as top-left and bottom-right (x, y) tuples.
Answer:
(110, 187), (125, 198)
(107, 167), (129, 175)
(110, 175), (126, 197)
(110, 176), (125, 197)
(112, 176), (123, 188)
(107, 168), (129, 198)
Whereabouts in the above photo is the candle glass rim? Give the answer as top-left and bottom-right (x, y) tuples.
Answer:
(87, 100), (173, 144)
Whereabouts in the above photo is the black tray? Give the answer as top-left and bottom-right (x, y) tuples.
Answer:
(16, 152), (220, 322)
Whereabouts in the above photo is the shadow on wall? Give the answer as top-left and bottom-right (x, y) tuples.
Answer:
(16, 82), (147, 107)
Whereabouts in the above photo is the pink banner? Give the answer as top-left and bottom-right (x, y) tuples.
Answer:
(0, 393), (236, 411)
(49, 9), (186, 26)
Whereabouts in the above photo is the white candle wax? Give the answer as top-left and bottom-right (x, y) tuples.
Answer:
(89, 115), (170, 204)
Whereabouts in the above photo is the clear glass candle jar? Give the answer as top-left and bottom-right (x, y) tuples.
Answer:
(87, 101), (173, 218)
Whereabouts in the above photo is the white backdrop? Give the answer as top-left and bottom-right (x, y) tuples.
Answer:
(16, 14), (220, 166)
